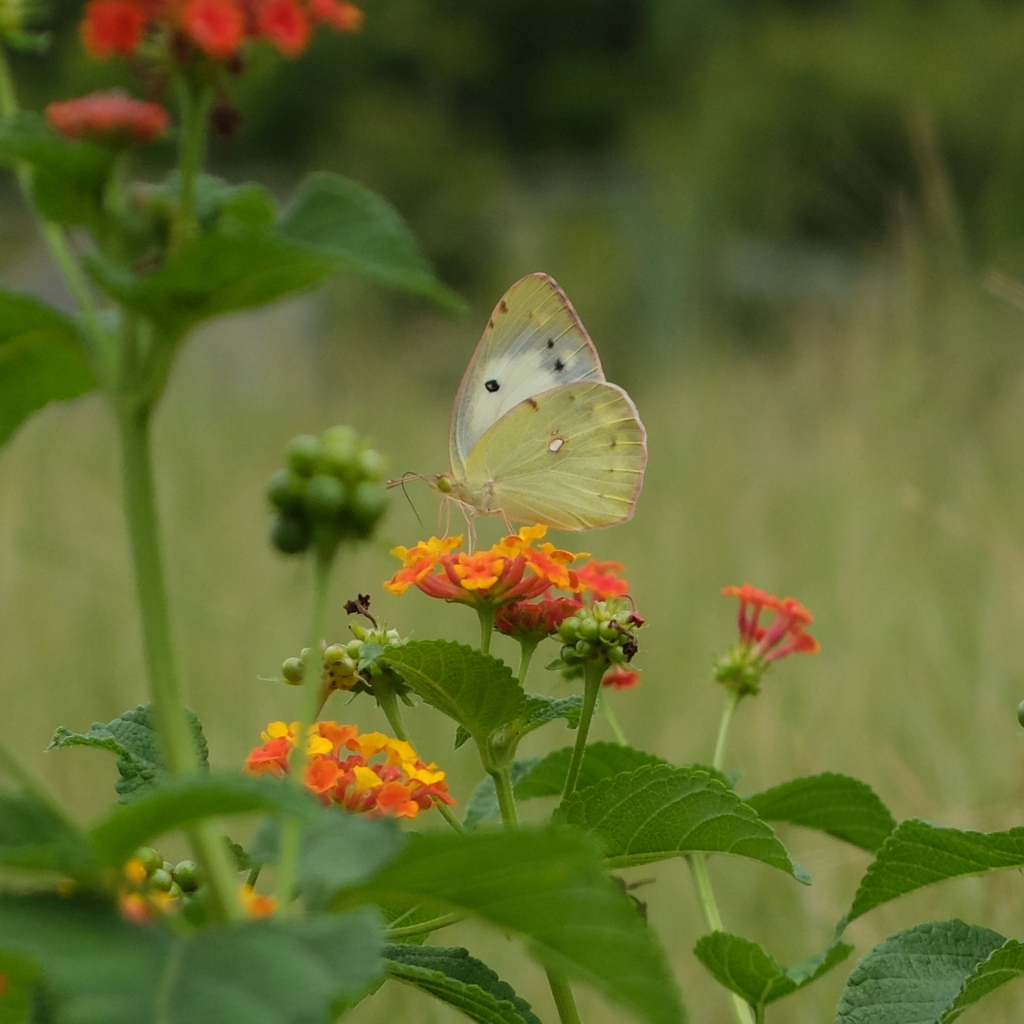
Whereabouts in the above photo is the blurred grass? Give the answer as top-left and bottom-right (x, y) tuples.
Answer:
(5, 243), (1024, 1020)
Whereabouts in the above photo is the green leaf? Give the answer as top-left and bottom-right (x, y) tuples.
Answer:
(846, 819), (1024, 924)
(745, 773), (896, 853)
(518, 694), (584, 737)
(0, 894), (384, 1024)
(517, 743), (670, 801)
(85, 233), (335, 341)
(463, 759), (541, 831)
(0, 113), (113, 225)
(248, 811), (405, 912)
(278, 172), (464, 313)
(384, 945), (541, 1024)
(0, 791), (95, 878)
(0, 949), (39, 1024)
(463, 743), (668, 831)
(49, 704), (209, 802)
(833, 920), (1021, 1024)
(88, 772), (312, 867)
(556, 763), (810, 880)
(381, 642), (525, 748)
(337, 826), (686, 1024)
(695, 932), (851, 1012)
(0, 289), (96, 448)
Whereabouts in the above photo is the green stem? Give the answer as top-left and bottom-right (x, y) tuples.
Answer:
(435, 800), (468, 835)
(490, 765), (519, 827)
(0, 739), (75, 826)
(687, 685), (754, 1024)
(599, 691), (628, 745)
(560, 661), (604, 803)
(477, 606), (495, 654)
(712, 688), (743, 772)
(374, 671), (408, 741)
(689, 854), (754, 1024)
(170, 78), (212, 257)
(387, 911), (465, 941)
(516, 639), (539, 686)
(117, 403), (242, 922)
(545, 969), (583, 1024)
(277, 552), (334, 911)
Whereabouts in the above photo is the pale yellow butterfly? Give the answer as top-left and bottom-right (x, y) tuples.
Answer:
(435, 272), (647, 532)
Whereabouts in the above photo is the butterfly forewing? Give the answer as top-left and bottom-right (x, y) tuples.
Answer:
(461, 382), (647, 531)
(449, 273), (605, 470)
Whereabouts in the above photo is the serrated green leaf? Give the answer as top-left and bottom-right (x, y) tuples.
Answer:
(833, 920), (1012, 1024)
(384, 945), (541, 1024)
(941, 936), (1024, 1022)
(278, 172), (464, 313)
(0, 894), (384, 1024)
(0, 289), (96, 448)
(357, 642), (387, 671)
(0, 113), (113, 225)
(518, 694), (583, 736)
(517, 743), (671, 801)
(695, 932), (851, 1012)
(463, 759), (541, 831)
(463, 744), (668, 831)
(86, 232), (335, 340)
(381, 642), (524, 747)
(49, 704), (209, 802)
(336, 826), (686, 1024)
(557, 763), (809, 880)
(745, 773), (896, 853)
(0, 791), (95, 878)
(846, 819), (1024, 924)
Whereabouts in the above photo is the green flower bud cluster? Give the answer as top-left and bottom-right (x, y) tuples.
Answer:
(714, 646), (766, 696)
(555, 600), (641, 677)
(131, 847), (201, 900)
(268, 426), (388, 556)
(278, 624), (407, 696)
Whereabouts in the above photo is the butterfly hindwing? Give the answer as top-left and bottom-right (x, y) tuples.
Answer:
(449, 273), (605, 470)
(460, 382), (647, 531)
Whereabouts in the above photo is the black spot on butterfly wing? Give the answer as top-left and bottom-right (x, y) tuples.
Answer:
(485, 379), (500, 393)
(554, 358), (565, 372)
(546, 338), (555, 349)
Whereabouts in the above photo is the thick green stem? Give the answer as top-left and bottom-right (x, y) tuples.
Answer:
(560, 661), (604, 803)
(277, 552), (334, 911)
(477, 606), (495, 654)
(387, 911), (464, 941)
(490, 765), (519, 827)
(374, 672), (408, 741)
(545, 969), (583, 1024)
(712, 688), (743, 772)
(435, 800), (468, 835)
(170, 79), (212, 257)
(117, 404), (242, 922)
(516, 639), (539, 686)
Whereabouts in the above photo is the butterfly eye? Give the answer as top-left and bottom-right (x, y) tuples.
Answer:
(485, 379), (500, 393)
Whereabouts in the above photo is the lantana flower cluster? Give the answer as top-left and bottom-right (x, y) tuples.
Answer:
(81, 0), (363, 63)
(244, 721), (454, 819)
(715, 583), (820, 695)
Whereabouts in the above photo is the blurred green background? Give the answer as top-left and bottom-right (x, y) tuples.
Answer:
(4, 0), (1024, 1020)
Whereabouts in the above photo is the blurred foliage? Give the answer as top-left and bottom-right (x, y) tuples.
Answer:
(9, 0), (1024, 335)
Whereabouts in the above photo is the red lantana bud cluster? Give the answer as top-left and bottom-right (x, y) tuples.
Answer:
(81, 0), (363, 64)
(715, 583), (820, 695)
(245, 721), (455, 819)
(45, 91), (170, 147)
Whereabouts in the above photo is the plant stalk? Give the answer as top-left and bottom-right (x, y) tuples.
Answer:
(516, 638), (539, 686)
(276, 551), (334, 911)
(490, 765), (519, 827)
(545, 969), (583, 1024)
(599, 691), (628, 745)
(712, 688), (743, 772)
(477, 606), (495, 654)
(560, 661), (604, 803)
(170, 78), (212, 257)
(117, 403), (242, 921)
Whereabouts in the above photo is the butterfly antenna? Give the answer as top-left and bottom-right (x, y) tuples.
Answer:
(392, 472), (426, 532)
